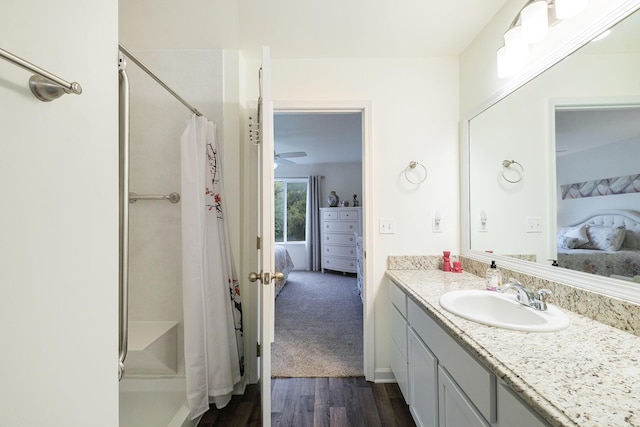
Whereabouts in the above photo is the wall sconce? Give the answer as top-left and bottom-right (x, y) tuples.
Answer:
(497, 0), (589, 78)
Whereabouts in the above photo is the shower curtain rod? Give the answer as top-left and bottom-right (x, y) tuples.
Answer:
(118, 43), (203, 117)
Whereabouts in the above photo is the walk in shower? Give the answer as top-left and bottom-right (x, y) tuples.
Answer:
(118, 46), (225, 427)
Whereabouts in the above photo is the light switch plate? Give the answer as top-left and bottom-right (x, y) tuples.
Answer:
(526, 217), (543, 233)
(379, 218), (396, 234)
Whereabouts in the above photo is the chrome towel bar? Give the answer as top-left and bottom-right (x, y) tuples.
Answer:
(129, 192), (181, 204)
(0, 46), (82, 102)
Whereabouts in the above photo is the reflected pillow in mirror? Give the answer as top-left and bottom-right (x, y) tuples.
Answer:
(580, 225), (627, 251)
(557, 225), (589, 249)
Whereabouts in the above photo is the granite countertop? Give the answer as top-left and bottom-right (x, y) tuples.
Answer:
(386, 269), (640, 427)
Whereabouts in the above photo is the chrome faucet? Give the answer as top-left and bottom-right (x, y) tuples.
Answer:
(498, 278), (552, 311)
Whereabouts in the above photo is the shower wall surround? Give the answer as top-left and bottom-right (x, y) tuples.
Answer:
(127, 49), (224, 373)
(387, 255), (640, 336)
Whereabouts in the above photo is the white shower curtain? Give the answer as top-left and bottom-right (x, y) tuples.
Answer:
(180, 115), (244, 420)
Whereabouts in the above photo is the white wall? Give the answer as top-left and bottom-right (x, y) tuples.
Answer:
(0, 1), (118, 425)
(244, 56), (460, 375)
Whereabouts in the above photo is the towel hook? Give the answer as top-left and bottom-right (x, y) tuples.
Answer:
(404, 161), (427, 184)
(501, 160), (524, 183)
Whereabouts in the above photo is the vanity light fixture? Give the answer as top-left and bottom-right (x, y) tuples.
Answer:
(497, 0), (590, 78)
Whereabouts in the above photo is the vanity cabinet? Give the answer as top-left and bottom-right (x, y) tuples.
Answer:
(320, 207), (362, 274)
(388, 278), (551, 427)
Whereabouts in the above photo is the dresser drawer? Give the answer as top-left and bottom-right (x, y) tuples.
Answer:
(323, 221), (359, 233)
(324, 233), (356, 245)
(322, 210), (339, 220)
(324, 244), (356, 257)
(339, 209), (360, 220)
(322, 256), (357, 272)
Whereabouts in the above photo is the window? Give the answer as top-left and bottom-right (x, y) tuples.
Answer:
(274, 179), (307, 243)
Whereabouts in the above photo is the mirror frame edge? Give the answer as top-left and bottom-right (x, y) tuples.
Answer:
(461, 0), (640, 305)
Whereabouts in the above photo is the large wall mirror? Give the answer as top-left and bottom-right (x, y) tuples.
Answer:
(465, 5), (640, 303)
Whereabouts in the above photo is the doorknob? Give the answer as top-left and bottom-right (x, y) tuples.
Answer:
(248, 271), (285, 283)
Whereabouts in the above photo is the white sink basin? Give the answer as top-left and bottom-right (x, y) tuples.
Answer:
(439, 289), (570, 332)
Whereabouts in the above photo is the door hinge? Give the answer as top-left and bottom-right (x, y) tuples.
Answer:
(256, 342), (261, 357)
(257, 236), (262, 250)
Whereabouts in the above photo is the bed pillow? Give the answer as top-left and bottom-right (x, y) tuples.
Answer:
(580, 225), (627, 251)
(557, 225), (589, 249)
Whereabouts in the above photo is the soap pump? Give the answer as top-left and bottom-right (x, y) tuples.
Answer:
(486, 260), (502, 291)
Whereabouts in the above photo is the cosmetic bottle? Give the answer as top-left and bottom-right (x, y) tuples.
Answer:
(486, 260), (502, 291)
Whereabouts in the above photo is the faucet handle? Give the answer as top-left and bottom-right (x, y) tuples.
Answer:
(534, 289), (552, 311)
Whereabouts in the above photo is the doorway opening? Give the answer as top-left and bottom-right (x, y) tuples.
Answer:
(271, 105), (370, 378)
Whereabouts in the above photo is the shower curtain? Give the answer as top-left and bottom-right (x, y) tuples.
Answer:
(180, 115), (243, 420)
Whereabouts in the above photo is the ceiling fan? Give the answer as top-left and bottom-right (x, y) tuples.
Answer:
(274, 150), (307, 165)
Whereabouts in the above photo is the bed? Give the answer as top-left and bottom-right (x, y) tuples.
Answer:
(274, 245), (295, 298)
(556, 209), (640, 279)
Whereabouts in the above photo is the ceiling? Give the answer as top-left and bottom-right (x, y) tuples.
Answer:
(556, 107), (640, 156)
(263, 0), (511, 165)
(274, 113), (362, 165)
(240, 0), (510, 59)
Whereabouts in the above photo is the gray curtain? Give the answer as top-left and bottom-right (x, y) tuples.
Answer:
(306, 175), (322, 271)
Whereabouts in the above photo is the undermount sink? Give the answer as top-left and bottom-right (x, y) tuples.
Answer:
(439, 289), (570, 332)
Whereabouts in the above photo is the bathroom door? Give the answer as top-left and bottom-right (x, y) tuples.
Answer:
(257, 46), (275, 427)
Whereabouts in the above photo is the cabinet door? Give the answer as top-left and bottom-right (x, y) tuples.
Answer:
(408, 328), (438, 427)
(497, 382), (549, 427)
(438, 366), (490, 427)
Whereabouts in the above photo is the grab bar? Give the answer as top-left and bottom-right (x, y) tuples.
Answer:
(0, 46), (82, 102)
(129, 192), (181, 204)
(118, 53), (130, 381)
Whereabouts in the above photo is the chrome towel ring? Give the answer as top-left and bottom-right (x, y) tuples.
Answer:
(404, 161), (428, 184)
(502, 160), (524, 183)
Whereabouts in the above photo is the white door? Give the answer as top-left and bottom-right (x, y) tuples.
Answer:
(248, 46), (276, 427)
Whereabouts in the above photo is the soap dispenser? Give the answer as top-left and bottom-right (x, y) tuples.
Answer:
(486, 260), (502, 291)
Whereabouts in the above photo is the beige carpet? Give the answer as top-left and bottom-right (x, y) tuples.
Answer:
(271, 270), (363, 377)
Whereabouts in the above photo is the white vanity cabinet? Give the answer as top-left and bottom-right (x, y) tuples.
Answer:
(320, 207), (362, 274)
(389, 281), (409, 403)
(388, 278), (551, 427)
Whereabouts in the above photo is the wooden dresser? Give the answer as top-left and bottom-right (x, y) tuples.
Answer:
(320, 207), (362, 274)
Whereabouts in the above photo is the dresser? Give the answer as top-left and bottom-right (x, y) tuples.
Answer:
(320, 207), (362, 274)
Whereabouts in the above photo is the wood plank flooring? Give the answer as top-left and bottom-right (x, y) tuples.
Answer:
(197, 377), (415, 427)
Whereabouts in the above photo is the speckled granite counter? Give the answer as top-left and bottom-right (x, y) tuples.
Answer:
(386, 269), (640, 427)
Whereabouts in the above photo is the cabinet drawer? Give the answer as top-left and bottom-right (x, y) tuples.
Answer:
(390, 304), (408, 361)
(324, 244), (356, 258)
(388, 280), (407, 317)
(322, 256), (356, 272)
(324, 221), (359, 233)
(409, 299), (495, 422)
(390, 339), (409, 404)
(339, 209), (360, 220)
(324, 233), (356, 245)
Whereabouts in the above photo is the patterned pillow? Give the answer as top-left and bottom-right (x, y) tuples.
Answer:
(557, 225), (589, 249)
(580, 225), (627, 251)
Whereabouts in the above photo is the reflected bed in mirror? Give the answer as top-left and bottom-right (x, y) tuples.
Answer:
(466, 6), (640, 302)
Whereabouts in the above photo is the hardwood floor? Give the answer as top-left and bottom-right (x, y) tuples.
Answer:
(197, 377), (415, 427)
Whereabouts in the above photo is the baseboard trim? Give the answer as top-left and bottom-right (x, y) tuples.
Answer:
(374, 368), (397, 383)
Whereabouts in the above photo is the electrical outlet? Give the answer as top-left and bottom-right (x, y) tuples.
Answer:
(432, 217), (443, 233)
(526, 216), (543, 233)
(379, 218), (396, 234)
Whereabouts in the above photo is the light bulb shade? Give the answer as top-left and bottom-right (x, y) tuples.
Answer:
(497, 46), (524, 78)
(521, 1), (549, 44)
(555, 0), (589, 20)
(504, 26), (529, 62)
